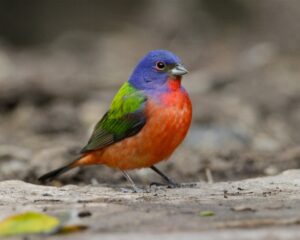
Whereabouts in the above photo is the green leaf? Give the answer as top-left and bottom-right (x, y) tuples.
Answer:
(199, 210), (215, 217)
(0, 212), (60, 237)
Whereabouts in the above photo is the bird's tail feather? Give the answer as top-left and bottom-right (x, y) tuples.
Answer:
(38, 160), (79, 183)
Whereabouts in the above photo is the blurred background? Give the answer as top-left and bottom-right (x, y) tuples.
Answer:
(0, 0), (299, 185)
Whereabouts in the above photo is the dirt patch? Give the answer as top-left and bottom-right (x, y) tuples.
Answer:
(1, 170), (300, 239)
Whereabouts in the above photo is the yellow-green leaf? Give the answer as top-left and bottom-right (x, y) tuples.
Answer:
(0, 212), (60, 237)
(199, 210), (215, 217)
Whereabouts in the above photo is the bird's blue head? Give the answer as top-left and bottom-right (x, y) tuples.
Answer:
(128, 50), (188, 90)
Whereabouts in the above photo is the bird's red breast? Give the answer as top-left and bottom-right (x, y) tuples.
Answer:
(77, 78), (192, 170)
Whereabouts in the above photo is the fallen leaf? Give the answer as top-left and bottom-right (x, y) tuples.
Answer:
(199, 210), (215, 217)
(0, 212), (60, 237)
(0, 211), (88, 237)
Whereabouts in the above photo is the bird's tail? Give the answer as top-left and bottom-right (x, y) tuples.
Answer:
(38, 157), (82, 183)
(38, 153), (96, 183)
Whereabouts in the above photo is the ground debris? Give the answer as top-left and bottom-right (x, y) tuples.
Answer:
(230, 205), (256, 212)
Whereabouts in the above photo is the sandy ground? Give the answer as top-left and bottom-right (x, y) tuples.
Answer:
(1, 170), (300, 239)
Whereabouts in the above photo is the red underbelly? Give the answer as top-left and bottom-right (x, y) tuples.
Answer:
(86, 93), (192, 170)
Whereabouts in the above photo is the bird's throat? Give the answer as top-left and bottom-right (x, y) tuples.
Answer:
(167, 76), (182, 91)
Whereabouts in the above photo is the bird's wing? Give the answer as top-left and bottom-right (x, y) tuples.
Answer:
(80, 82), (147, 153)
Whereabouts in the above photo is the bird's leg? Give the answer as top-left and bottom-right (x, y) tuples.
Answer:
(150, 166), (179, 188)
(121, 170), (145, 193)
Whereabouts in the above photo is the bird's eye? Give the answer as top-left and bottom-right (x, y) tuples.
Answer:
(156, 61), (166, 70)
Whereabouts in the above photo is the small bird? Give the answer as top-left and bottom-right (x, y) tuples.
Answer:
(39, 50), (192, 191)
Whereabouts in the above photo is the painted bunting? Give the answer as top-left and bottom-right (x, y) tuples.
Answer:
(39, 50), (192, 191)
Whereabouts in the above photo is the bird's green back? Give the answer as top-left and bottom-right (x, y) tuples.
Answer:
(80, 82), (147, 153)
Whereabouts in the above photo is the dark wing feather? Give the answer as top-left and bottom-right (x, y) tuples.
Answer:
(80, 111), (146, 153)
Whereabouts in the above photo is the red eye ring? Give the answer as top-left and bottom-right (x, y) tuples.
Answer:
(155, 61), (166, 70)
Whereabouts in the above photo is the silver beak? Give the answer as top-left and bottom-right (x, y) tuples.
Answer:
(169, 64), (188, 76)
